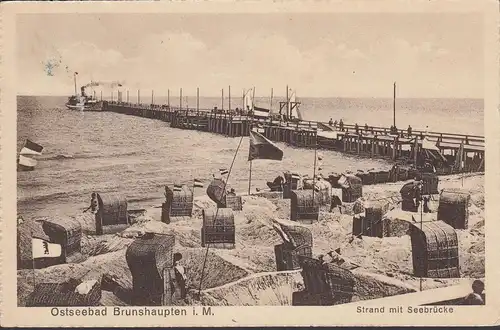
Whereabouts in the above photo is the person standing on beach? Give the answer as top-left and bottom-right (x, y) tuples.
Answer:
(173, 252), (188, 301)
(83, 193), (99, 214)
(330, 194), (342, 214)
(415, 180), (423, 210)
(463, 280), (485, 305)
(422, 196), (430, 213)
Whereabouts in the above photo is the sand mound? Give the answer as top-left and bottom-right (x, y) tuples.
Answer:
(198, 268), (419, 306)
(18, 250), (130, 306)
(181, 248), (250, 291)
(19, 174), (484, 306)
(457, 230), (485, 278)
(200, 270), (303, 306)
(81, 234), (133, 256)
(192, 196), (218, 218)
(73, 212), (98, 233)
(351, 270), (416, 301)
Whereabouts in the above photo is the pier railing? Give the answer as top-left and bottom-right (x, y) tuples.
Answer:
(103, 100), (484, 172)
(105, 101), (484, 147)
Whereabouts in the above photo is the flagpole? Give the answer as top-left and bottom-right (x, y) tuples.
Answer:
(312, 129), (318, 208)
(74, 72), (78, 96)
(248, 88), (255, 195)
(461, 141), (464, 187)
(221, 88), (224, 111)
(31, 231), (36, 290)
(286, 85), (289, 119)
(199, 135), (245, 295)
(419, 183), (423, 291)
(248, 160), (253, 195)
(393, 82), (396, 128)
(197, 88), (199, 112)
(270, 88), (273, 114)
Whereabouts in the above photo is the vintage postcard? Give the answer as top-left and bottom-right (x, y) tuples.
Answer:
(1, 0), (499, 327)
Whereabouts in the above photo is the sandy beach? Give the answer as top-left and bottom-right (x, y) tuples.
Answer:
(17, 172), (484, 306)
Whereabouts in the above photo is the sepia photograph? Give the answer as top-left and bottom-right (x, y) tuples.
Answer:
(2, 0), (499, 327)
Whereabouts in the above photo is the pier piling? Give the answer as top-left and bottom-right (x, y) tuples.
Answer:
(102, 99), (484, 173)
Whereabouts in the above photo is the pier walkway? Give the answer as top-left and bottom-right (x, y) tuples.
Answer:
(103, 101), (484, 173)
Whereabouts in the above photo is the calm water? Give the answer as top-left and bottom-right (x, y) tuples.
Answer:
(17, 95), (483, 220)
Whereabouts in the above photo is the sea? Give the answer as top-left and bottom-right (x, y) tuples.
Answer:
(16, 95), (484, 220)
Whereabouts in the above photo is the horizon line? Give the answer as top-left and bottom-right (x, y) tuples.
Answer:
(16, 94), (484, 100)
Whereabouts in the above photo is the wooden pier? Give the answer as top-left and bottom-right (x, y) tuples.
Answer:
(103, 101), (485, 173)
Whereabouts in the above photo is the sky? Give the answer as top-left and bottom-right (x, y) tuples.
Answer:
(16, 12), (484, 98)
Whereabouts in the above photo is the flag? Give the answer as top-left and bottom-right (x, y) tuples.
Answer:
(219, 168), (229, 176)
(173, 184), (183, 192)
(253, 106), (270, 119)
(20, 139), (44, 156)
(75, 72), (78, 75)
(291, 173), (301, 180)
(248, 130), (284, 161)
(194, 179), (204, 188)
(18, 155), (37, 171)
(32, 238), (62, 259)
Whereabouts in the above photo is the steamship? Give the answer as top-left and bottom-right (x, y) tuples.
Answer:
(65, 86), (103, 111)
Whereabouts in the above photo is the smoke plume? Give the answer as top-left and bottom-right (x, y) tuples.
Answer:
(82, 80), (125, 89)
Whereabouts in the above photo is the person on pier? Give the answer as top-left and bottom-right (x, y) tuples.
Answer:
(354, 123), (359, 135)
(407, 125), (412, 137)
(328, 118), (333, 126)
(339, 119), (344, 131)
(333, 120), (338, 128)
(364, 123), (369, 132)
